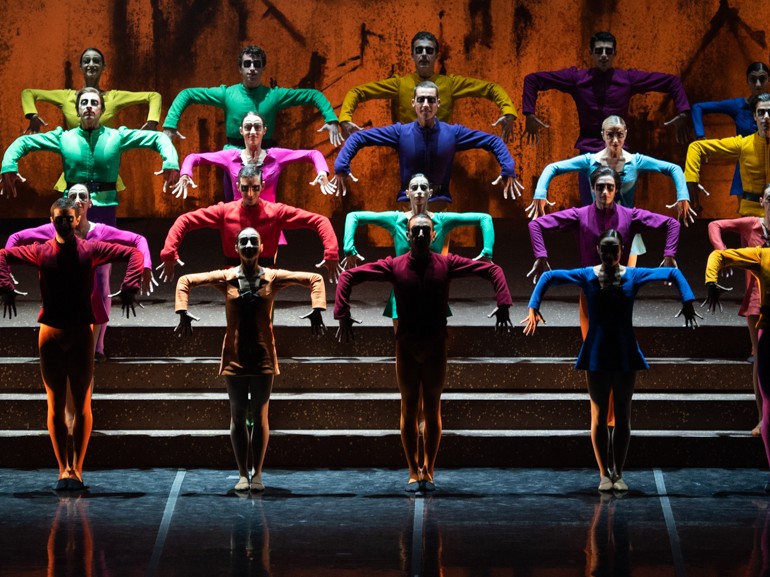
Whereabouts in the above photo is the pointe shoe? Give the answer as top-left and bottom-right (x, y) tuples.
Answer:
(598, 476), (613, 492)
(612, 478), (628, 492)
(250, 476), (265, 491)
(234, 476), (249, 491)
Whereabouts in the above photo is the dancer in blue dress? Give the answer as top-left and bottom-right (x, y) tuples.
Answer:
(523, 229), (699, 492)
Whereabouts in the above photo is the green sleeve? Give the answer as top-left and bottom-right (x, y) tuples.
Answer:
(338, 76), (402, 123)
(272, 87), (338, 123)
(343, 211), (399, 256)
(435, 212), (496, 258)
(1, 129), (64, 173)
(117, 128), (179, 169)
(163, 86), (228, 129)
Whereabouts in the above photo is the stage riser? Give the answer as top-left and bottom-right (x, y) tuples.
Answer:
(0, 326), (753, 359)
(0, 434), (764, 469)
(1, 396), (758, 430)
(0, 359), (753, 392)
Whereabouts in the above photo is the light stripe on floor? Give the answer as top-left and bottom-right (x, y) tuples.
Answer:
(411, 496), (425, 577)
(654, 468), (686, 577)
(146, 469), (186, 577)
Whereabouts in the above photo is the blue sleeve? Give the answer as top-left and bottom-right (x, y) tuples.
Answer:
(633, 154), (688, 201)
(528, 268), (589, 309)
(691, 99), (740, 139)
(534, 154), (592, 200)
(333, 124), (402, 174)
(453, 125), (515, 177)
(628, 267), (695, 302)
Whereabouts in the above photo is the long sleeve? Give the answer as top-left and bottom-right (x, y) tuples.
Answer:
(691, 98), (745, 138)
(269, 86), (338, 124)
(5, 223), (56, 249)
(630, 208), (680, 257)
(161, 204), (225, 262)
(94, 224), (153, 269)
(521, 68), (580, 115)
(339, 76), (403, 123)
(629, 267), (695, 302)
(174, 269), (229, 312)
(435, 212), (495, 258)
(20, 89), (72, 122)
(267, 147), (330, 176)
(180, 149), (237, 178)
(447, 74), (518, 117)
(528, 208), (581, 259)
(707, 217), (761, 250)
(634, 154), (689, 202)
(528, 268), (589, 310)
(684, 136), (743, 182)
(333, 124), (402, 174)
(334, 258), (395, 318)
(1, 129), (64, 173)
(106, 90), (163, 124)
(163, 86), (228, 130)
(275, 204), (339, 261)
(534, 154), (592, 200)
(271, 270), (327, 310)
(625, 69), (690, 112)
(705, 246), (763, 284)
(342, 211), (400, 256)
(90, 241), (145, 292)
(454, 125), (515, 177)
(446, 254), (512, 306)
(117, 127), (179, 169)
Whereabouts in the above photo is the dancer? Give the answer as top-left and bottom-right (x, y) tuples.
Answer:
(21, 47), (161, 133)
(339, 31), (518, 141)
(528, 167), (681, 337)
(5, 184), (155, 361)
(342, 173), (495, 318)
(0, 198), (143, 490)
(335, 214), (513, 492)
(686, 92), (770, 216)
(523, 229), (699, 492)
(163, 45), (342, 148)
(691, 62), (769, 202)
(333, 81), (521, 202)
(522, 31), (691, 204)
(159, 164), (340, 282)
(706, 183), (770, 436)
(704, 226), (770, 492)
(528, 115), (693, 226)
(1, 87), (179, 226)
(20, 47), (163, 203)
(171, 112), (335, 202)
(175, 227), (326, 491)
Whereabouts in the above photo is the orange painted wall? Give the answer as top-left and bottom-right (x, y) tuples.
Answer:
(0, 0), (767, 227)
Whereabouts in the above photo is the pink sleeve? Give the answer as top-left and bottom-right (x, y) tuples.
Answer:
(93, 224), (153, 269)
(5, 223), (55, 249)
(707, 217), (759, 251)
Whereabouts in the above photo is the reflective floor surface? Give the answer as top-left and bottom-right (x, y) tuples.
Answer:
(2, 467), (769, 577)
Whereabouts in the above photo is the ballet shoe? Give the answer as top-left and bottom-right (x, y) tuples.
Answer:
(598, 476), (613, 492)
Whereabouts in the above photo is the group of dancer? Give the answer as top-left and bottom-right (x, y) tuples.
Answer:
(1, 30), (769, 495)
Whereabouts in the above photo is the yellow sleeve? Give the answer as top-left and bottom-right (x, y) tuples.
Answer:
(685, 135), (744, 182)
(339, 76), (403, 123)
(705, 246), (762, 284)
(447, 74), (518, 117)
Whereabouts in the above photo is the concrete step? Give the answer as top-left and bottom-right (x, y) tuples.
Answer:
(0, 428), (764, 469)
(0, 356), (753, 392)
(1, 391), (759, 431)
(0, 325), (752, 359)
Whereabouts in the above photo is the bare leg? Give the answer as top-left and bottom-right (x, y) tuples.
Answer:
(226, 377), (251, 479)
(248, 375), (274, 486)
(625, 254), (638, 268)
(39, 326), (70, 479)
(748, 315), (762, 434)
(67, 327), (95, 480)
(396, 340), (423, 484)
(419, 340), (447, 483)
(586, 371), (612, 480)
(609, 371), (636, 480)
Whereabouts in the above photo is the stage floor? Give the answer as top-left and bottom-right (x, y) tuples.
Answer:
(2, 467), (768, 576)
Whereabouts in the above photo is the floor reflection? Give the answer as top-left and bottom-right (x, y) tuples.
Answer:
(47, 494), (96, 577)
(585, 493), (631, 577)
(229, 496), (271, 577)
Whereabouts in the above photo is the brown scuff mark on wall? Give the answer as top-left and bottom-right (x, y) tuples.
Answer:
(262, 0), (307, 48)
(464, 0), (493, 54)
(227, 0), (250, 42)
(513, 3), (534, 56)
